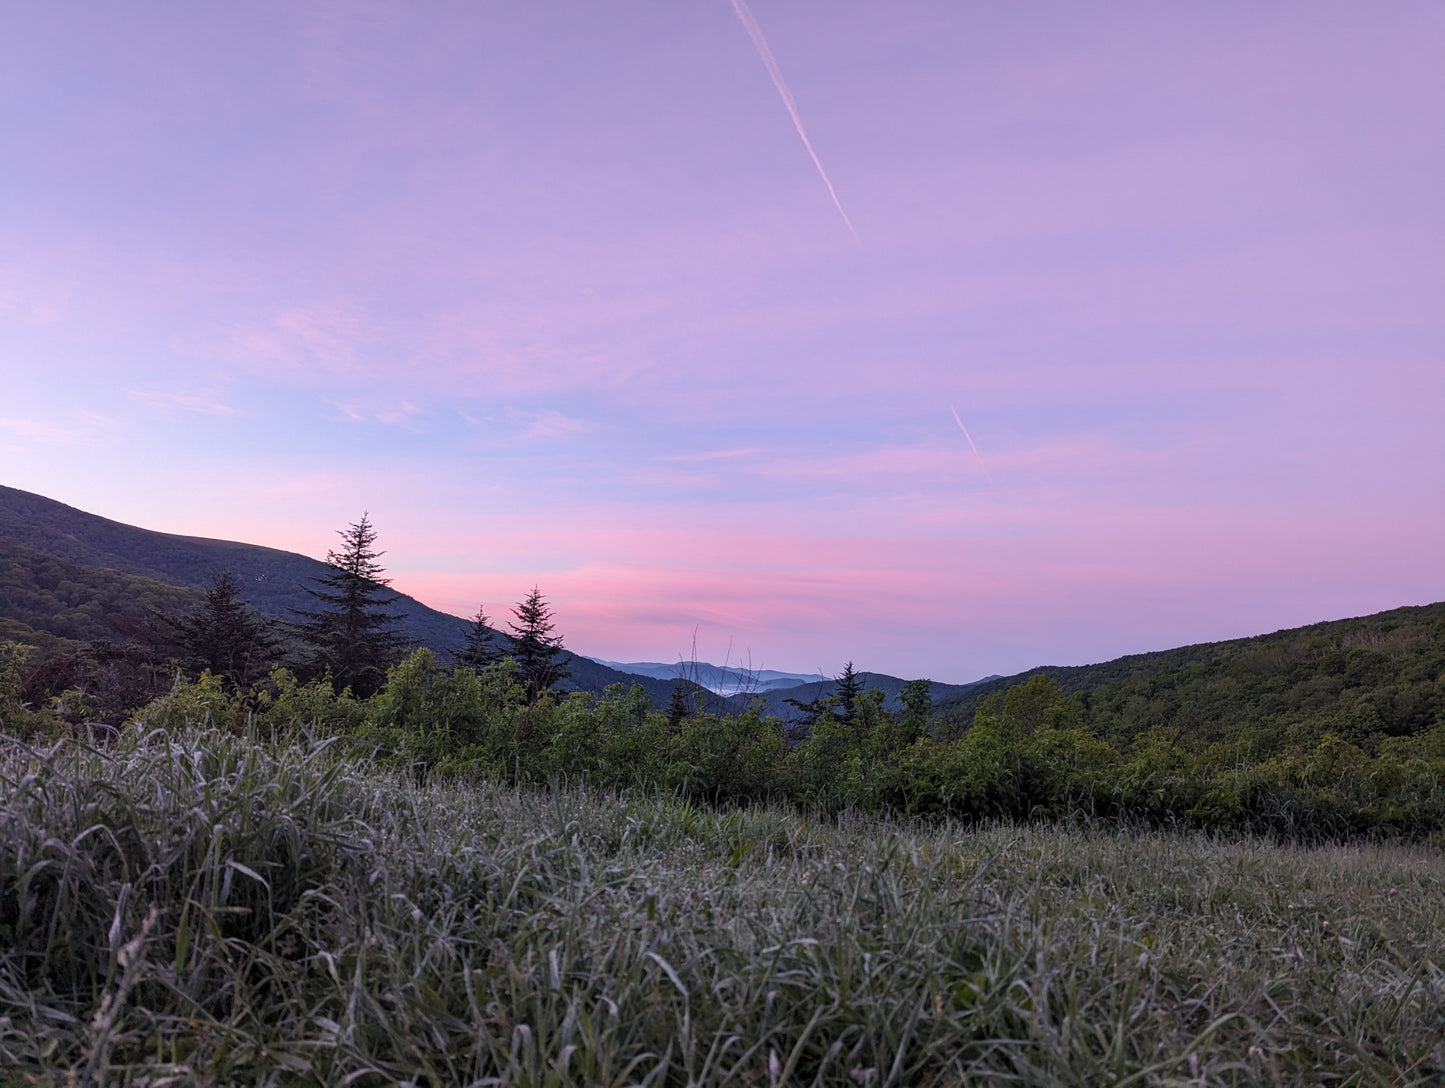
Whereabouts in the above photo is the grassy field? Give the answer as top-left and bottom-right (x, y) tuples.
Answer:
(1, 727), (1442, 1086)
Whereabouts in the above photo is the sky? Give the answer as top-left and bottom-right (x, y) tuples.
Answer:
(1, 1), (1442, 683)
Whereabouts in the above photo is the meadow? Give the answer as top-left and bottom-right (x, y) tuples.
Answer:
(2, 725), (1442, 1086)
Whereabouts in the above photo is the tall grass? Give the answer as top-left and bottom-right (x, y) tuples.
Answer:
(2, 726), (1442, 1085)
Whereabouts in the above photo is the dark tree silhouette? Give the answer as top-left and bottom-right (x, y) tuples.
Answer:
(507, 586), (569, 701)
(454, 604), (502, 670)
(292, 514), (406, 698)
(666, 679), (692, 732)
(835, 660), (864, 724)
(172, 569), (279, 690)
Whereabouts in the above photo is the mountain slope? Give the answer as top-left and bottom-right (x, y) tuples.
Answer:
(0, 484), (469, 651)
(0, 538), (200, 655)
(933, 602), (1445, 750)
(0, 485), (691, 706)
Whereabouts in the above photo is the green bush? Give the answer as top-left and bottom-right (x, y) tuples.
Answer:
(133, 670), (244, 733)
(87, 656), (1445, 842)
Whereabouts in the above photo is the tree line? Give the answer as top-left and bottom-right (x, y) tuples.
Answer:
(193, 513), (571, 702)
(3, 516), (1442, 843)
(0, 514), (571, 722)
(16, 648), (1430, 844)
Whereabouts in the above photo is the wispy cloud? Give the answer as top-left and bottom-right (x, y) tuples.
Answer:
(275, 302), (368, 374)
(457, 405), (590, 439)
(130, 389), (237, 415)
(215, 301), (371, 381)
(0, 416), (84, 446)
(326, 400), (368, 423)
(375, 401), (423, 427)
(325, 399), (426, 430)
(950, 406), (994, 484)
(508, 408), (587, 441)
(728, 0), (861, 246)
(664, 447), (763, 462)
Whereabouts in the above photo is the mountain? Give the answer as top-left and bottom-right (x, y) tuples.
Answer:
(0, 537), (199, 657)
(932, 603), (1445, 751)
(9, 485), (1439, 744)
(0, 485), (694, 706)
(586, 658), (1006, 723)
(0, 484), (470, 651)
(587, 659), (827, 695)
(749, 672), (992, 722)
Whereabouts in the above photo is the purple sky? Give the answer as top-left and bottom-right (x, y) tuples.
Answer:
(2, 2), (1442, 682)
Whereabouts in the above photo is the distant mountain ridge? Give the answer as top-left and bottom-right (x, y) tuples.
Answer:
(746, 671), (995, 721)
(588, 659), (1003, 715)
(587, 659), (827, 695)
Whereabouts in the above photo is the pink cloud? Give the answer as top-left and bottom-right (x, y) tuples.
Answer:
(129, 388), (237, 416)
(506, 408), (588, 441)
(663, 447), (763, 462)
(0, 416), (85, 447)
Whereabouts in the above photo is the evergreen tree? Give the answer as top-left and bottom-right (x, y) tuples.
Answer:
(507, 586), (569, 701)
(292, 514), (407, 698)
(898, 678), (933, 744)
(666, 679), (692, 732)
(835, 660), (865, 724)
(454, 604), (502, 670)
(172, 569), (279, 690)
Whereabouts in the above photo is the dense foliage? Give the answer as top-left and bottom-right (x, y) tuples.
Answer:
(0, 539), (197, 651)
(7, 638), (1437, 842)
(935, 603), (1445, 754)
(2, 725), (1441, 1085)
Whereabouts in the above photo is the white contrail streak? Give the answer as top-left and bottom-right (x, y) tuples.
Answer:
(728, 0), (861, 246)
(951, 406), (994, 485)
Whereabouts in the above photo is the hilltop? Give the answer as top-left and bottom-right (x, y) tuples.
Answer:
(933, 602), (1445, 754)
(0, 484), (689, 706)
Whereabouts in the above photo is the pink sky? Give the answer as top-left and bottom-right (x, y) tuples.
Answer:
(2, 2), (1442, 681)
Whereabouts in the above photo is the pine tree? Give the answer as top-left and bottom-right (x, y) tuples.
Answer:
(666, 679), (692, 732)
(507, 586), (569, 701)
(292, 514), (407, 698)
(455, 604), (502, 670)
(173, 569), (279, 690)
(835, 660), (865, 724)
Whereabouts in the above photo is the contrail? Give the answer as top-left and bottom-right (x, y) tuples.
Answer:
(951, 405), (994, 485)
(728, 0), (861, 246)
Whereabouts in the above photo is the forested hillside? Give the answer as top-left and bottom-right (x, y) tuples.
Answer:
(0, 484), (471, 652)
(933, 602), (1444, 756)
(4, 485), (1442, 787)
(0, 485), (710, 707)
(0, 539), (198, 655)
(3, 484), (1443, 840)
